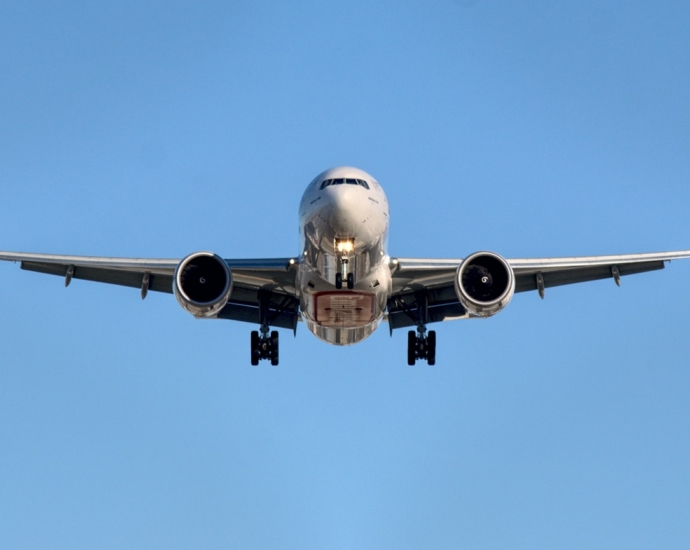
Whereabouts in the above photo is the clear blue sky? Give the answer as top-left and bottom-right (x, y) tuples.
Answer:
(1, 1), (689, 548)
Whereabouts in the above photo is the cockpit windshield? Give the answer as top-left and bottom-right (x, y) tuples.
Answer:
(319, 178), (370, 190)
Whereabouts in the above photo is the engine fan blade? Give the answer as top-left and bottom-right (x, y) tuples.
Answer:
(462, 264), (494, 300)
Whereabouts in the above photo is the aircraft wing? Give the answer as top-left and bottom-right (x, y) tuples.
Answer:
(0, 251), (300, 330)
(387, 250), (690, 330)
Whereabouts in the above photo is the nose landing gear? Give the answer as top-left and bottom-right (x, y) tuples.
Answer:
(335, 259), (355, 290)
(407, 326), (436, 366)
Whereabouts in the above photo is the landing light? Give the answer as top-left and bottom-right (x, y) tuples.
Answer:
(336, 239), (354, 253)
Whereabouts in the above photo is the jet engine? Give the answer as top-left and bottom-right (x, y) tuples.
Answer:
(174, 252), (233, 317)
(454, 252), (515, 317)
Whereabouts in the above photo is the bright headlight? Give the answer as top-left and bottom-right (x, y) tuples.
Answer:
(335, 239), (354, 253)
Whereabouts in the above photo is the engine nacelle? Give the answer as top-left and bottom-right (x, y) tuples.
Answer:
(455, 252), (515, 317)
(174, 252), (233, 318)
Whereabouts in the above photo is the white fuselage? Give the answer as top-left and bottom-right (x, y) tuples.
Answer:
(297, 167), (391, 345)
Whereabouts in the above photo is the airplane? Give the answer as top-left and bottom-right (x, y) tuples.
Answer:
(1, 166), (689, 366)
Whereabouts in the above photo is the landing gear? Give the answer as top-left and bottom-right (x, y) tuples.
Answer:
(335, 271), (354, 289)
(335, 256), (355, 290)
(251, 289), (279, 365)
(407, 331), (416, 365)
(251, 328), (279, 366)
(270, 331), (279, 365)
(407, 327), (436, 365)
(404, 289), (436, 365)
(251, 331), (259, 365)
(427, 330), (436, 365)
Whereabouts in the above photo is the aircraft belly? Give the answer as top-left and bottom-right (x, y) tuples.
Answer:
(302, 319), (381, 346)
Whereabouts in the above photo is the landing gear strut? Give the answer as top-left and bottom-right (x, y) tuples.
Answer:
(407, 326), (436, 366)
(251, 290), (279, 366)
(406, 289), (435, 365)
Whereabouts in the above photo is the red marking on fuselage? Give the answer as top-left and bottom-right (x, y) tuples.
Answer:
(313, 291), (375, 327)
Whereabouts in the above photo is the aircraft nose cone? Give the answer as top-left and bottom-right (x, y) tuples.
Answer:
(328, 186), (367, 233)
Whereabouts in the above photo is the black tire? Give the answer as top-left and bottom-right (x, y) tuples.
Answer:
(347, 272), (354, 289)
(427, 331), (436, 366)
(250, 331), (260, 366)
(270, 331), (279, 366)
(407, 331), (416, 365)
(335, 272), (343, 289)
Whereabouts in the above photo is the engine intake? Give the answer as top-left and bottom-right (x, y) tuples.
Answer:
(174, 252), (233, 317)
(455, 252), (515, 317)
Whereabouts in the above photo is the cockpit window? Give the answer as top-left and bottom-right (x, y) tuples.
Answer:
(320, 178), (370, 190)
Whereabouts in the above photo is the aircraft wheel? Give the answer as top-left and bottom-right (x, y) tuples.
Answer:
(250, 331), (260, 366)
(270, 331), (279, 366)
(335, 272), (343, 289)
(347, 272), (354, 289)
(427, 331), (436, 366)
(407, 330), (416, 365)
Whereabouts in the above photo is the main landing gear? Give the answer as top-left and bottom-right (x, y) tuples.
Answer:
(251, 289), (279, 366)
(405, 290), (435, 365)
(251, 327), (279, 366)
(408, 326), (436, 366)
